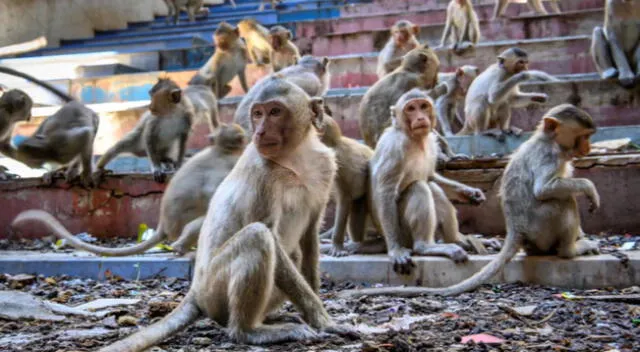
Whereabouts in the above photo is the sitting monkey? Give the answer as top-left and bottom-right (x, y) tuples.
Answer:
(269, 25), (301, 72)
(440, 0), (481, 56)
(458, 47), (558, 141)
(377, 20), (421, 79)
(591, 0), (640, 88)
(14, 124), (247, 256)
(93, 78), (194, 183)
(163, 0), (210, 25)
(339, 104), (600, 298)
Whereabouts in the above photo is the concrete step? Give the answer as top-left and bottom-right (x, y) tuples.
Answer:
(0, 250), (637, 290)
(2, 153), (639, 239)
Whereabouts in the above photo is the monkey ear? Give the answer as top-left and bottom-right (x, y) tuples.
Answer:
(286, 30), (292, 40)
(170, 89), (182, 104)
(412, 25), (419, 35)
(309, 97), (325, 130)
(542, 116), (560, 133)
(456, 67), (465, 78)
(322, 57), (330, 69)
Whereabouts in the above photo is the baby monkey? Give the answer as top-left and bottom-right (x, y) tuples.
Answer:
(269, 25), (301, 72)
(339, 104), (600, 298)
(377, 20), (421, 79)
(440, 0), (481, 56)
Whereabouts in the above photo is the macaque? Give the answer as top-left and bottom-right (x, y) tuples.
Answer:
(0, 66), (99, 187)
(458, 47), (558, 141)
(238, 19), (273, 66)
(436, 65), (480, 136)
(318, 115), (374, 257)
(93, 78), (194, 183)
(258, 0), (282, 11)
(86, 76), (353, 351)
(199, 22), (250, 98)
(269, 25), (301, 72)
(377, 20), (421, 79)
(360, 44), (439, 148)
(14, 124), (247, 256)
(234, 56), (331, 134)
(163, 0), (210, 25)
(185, 73), (219, 132)
(339, 104), (600, 298)
(440, 0), (481, 55)
(0, 89), (32, 160)
(494, 0), (562, 19)
(591, 0), (640, 88)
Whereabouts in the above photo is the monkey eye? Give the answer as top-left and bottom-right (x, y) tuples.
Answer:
(252, 110), (263, 118)
(407, 105), (416, 112)
(420, 103), (428, 110)
(269, 107), (281, 115)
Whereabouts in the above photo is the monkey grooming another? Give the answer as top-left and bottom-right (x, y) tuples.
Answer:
(14, 124), (247, 257)
(185, 73), (220, 132)
(238, 19), (273, 66)
(234, 55), (331, 134)
(0, 66), (99, 187)
(440, 0), (481, 56)
(163, 0), (210, 25)
(339, 104), (600, 298)
(89, 76), (354, 351)
(377, 20), (421, 79)
(493, 0), (562, 19)
(458, 47), (558, 141)
(93, 78), (194, 183)
(591, 0), (640, 88)
(360, 44), (440, 148)
(269, 25), (301, 72)
(199, 22), (250, 98)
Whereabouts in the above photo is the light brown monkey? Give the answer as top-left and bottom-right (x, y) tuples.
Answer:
(185, 73), (220, 132)
(591, 0), (640, 88)
(0, 66), (99, 187)
(339, 104), (600, 298)
(163, 0), (210, 25)
(79, 76), (352, 351)
(269, 25), (301, 72)
(458, 47), (558, 141)
(317, 115), (374, 257)
(13, 124), (247, 256)
(440, 0), (481, 55)
(377, 20), (421, 79)
(238, 19), (273, 66)
(435, 65), (480, 137)
(366, 89), (474, 275)
(234, 55), (331, 134)
(93, 78), (194, 183)
(199, 22), (250, 98)
(494, 0), (561, 19)
(360, 44), (440, 148)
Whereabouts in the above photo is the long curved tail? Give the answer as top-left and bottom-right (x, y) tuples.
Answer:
(12, 210), (166, 257)
(99, 293), (201, 352)
(0, 66), (74, 102)
(338, 231), (522, 298)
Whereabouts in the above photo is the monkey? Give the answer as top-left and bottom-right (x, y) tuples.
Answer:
(0, 89), (32, 180)
(199, 22), (250, 99)
(458, 47), (558, 141)
(494, 0), (562, 19)
(0, 66), (99, 187)
(13, 124), (247, 257)
(163, 0), (210, 25)
(269, 25), (301, 72)
(238, 19), (273, 66)
(440, 0), (481, 56)
(591, 0), (640, 88)
(435, 65), (480, 137)
(360, 44), (440, 149)
(376, 20), (420, 79)
(234, 55), (331, 134)
(338, 104), (600, 298)
(61, 76), (352, 351)
(185, 73), (220, 132)
(258, 0), (281, 11)
(93, 78), (194, 184)
(317, 115), (374, 257)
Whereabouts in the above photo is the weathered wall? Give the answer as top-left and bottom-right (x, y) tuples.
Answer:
(0, 0), (223, 48)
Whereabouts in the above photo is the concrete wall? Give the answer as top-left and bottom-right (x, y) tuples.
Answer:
(0, 0), (223, 48)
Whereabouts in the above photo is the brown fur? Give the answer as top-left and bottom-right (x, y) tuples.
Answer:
(269, 25), (301, 72)
(494, 0), (562, 19)
(163, 0), (210, 25)
(377, 20), (421, 79)
(238, 19), (273, 66)
(440, 0), (481, 55)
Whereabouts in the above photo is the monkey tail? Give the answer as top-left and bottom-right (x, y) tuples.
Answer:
(0, 66), (74, 102)
(12, 210), (167, 257)
(99, 293), (201, 352)
(336, 230), (522, 298)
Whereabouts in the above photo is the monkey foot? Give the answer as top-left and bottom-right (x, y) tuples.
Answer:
(91, 168), (112, 186)
(42, 169), (67, 186)
(390, 248), (415, 275)
(328, 245), (351, 257)
(506, 126), (523, 137)
(319, 228), (334, 240)
(619, 75), (636, 89)
(153, 170), (170, 183)
(574, 239), (600, 256)
(414, 243), (468, 263)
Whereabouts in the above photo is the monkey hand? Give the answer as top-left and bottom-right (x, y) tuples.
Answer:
(389, 247), (415, 275)
(482, 238), (502, 250)
(530, 94), (548, 104)
(585, 185), (600, 213)
(153, 170), (168, 183)
(457, 186), (486, 206)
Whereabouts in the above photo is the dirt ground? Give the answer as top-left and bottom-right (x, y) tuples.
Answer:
(0, 272), (638, 352)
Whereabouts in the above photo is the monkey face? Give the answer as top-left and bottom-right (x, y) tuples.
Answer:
(149, 88), (181, 116)
(251, 101), (290, 157)
(1, 90), (33, 122)
(544, 117), (595, 158)
(270, 34), (282, 50)
(402, 98), (433, 138)
(393, 28), (413, 46)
